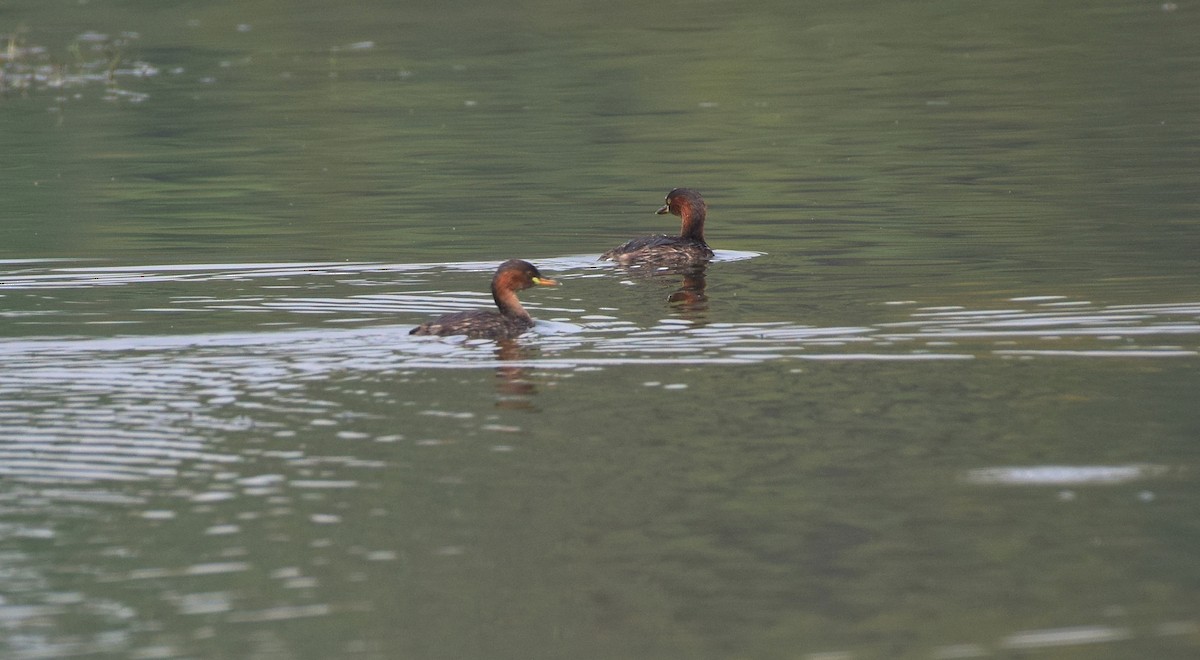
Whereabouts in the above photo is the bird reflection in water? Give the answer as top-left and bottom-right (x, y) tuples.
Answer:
(492, 340), (540, 410)
(665, 262), (708, 314)
(616, 261), (710, 318)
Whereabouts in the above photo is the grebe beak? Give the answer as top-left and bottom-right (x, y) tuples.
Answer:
(532, 277), (559, 286)
(656, 204), (670, 215)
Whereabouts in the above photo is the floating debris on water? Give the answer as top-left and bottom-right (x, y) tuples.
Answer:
(1, 29), (158, 101)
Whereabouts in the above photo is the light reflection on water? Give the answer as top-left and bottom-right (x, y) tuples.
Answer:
(1, 257), (1196, 492)
(1, 257), (1197, 485)
(963, 464), (1171, 486)
(2, 257), (1197, 486)
(3, 257), (1197, 360)
(1, 257), (1198, 658)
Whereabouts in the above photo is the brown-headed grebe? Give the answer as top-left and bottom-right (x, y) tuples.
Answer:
(410, 259), (558, 339)
(600, 188), (714, 265)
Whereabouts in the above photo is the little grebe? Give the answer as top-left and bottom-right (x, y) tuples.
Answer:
(600, 188), (714, 265)
(410, 259), (558, 339)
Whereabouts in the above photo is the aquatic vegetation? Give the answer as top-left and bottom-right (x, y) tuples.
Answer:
(1, 28), (157, 101)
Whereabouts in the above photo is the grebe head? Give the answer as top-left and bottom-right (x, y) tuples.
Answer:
(656, 188), (706, 217)
(655, 188), (707, 242)
(493, 259), (558, 294)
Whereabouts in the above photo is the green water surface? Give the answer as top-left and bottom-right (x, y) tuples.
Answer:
(2, 1), (1199, 658)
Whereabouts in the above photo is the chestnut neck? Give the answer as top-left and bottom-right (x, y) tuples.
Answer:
(492, 275), (532, 320)
(678, 199), (707, 242)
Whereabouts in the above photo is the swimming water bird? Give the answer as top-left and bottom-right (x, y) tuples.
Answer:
(409, 259), (558, 339)
(600, 188), (714, 265)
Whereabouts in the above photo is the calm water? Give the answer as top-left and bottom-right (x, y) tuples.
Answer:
(2, 1), (1199, 658)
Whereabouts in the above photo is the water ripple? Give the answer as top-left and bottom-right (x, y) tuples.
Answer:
(0, 260), (1196, 394)
(5, 258), (1195, 364)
